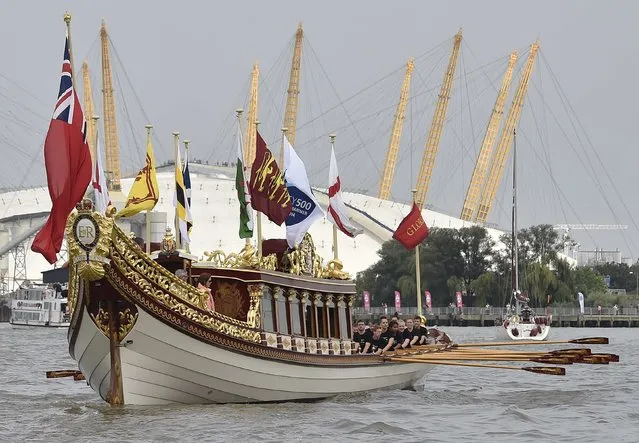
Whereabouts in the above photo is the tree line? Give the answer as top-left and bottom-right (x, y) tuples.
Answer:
(355, 224), (620, 309)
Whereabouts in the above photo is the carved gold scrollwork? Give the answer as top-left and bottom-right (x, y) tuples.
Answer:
(90, 307), (139, 341)
(108, 224), (261, 342)
(203, 243), (263, 269)
(246, 284), (263, 329)
(287, 288), (299, 303)
(321, 259), (351, 280)
(65, 200), (114, 315)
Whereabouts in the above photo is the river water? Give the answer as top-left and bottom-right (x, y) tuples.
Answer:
(0, 323), (636, 442)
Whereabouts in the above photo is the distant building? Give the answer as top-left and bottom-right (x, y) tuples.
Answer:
(578, 249), (622, 266)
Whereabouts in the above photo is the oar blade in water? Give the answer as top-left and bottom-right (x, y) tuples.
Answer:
(570, 337), (609, 345)
(523, 366), (566, 376)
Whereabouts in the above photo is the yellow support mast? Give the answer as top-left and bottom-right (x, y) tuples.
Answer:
(378, 57), (414, 200)
(100, 19), (121, 191)
(82, 61), (97, 164)
(460, 51), (518, 221)
(244, 63), (259, 166)
(474, 42), (539, 224)
(280, 22), (304, 165)
(414, 30), (463, 208)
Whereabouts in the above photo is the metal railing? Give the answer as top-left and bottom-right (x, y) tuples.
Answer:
(352, 306), (638, 317)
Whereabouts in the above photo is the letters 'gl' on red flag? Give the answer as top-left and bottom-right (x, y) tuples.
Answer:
(392, 203), (429, 249)
(248, 131), (292, 226)
(31, 31), (92, 264)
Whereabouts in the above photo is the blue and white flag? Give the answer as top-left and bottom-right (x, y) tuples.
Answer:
(283, 136), (324, 248)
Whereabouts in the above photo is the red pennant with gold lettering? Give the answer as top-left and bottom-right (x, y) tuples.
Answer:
(392, 203), (429, 249)
(249, 131), (292, 226)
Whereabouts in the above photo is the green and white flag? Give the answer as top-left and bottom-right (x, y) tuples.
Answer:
(235, 128), (254, 238)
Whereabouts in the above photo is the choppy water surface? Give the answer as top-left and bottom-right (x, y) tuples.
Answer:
(0, 324), (637, 442)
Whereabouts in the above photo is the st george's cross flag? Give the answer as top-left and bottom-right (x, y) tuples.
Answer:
(31, 30), (92, 264)
(91, 136), (111, 214)
(326, 145), (362, 237)
(283, 137), (324, 248)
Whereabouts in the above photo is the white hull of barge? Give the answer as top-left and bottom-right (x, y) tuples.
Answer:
(71, 308), (430, 405)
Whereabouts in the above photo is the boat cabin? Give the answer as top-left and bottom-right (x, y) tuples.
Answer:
(149, 234), (357, 355)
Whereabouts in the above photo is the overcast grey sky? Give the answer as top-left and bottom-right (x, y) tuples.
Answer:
(1, 0), (638, 258)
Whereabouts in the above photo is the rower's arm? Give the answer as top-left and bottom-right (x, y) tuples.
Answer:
(382, 338), (394, 353)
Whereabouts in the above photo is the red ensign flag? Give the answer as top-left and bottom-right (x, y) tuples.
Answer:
(31, 31), (92, 264)
(392, 203), (429, 249)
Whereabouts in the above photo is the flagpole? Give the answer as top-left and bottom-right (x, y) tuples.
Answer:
(145, 125), (153, 254)
(412, 188), (422, 316)
(91, 115), (100, 207)
(255, 121), (262, 258)
(63, 13), (76, 86)
(236, 108), (251, 247)
(329, 134), (339, 260)
(183, 139), (191, 254)
(280, 127), (289, 168)
(172, 131), (181, 250)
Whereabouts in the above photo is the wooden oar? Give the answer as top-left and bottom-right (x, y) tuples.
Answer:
(393, 353), (574, 364)
(390, 348), (568, 360)
(46, 370), (83, 379)
(550, 348), (592, 356)
(73, 372), (86, 381)
(576, 355), (610, 364)
(387, 357), (566, 375)
(450, 337), (608, 348)
(591, 353), (619, 362)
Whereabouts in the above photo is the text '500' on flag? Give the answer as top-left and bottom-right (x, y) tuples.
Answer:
(174, 144), (193, 245)
(283, 137), (324, 248)
(249, 131), (292, 226)
(235, 126), (253, 238)
(31, 30), (92, 264)
(392, 203), (429, 249)
(327, 145), (363, 237)
(116, 136), (159, 218)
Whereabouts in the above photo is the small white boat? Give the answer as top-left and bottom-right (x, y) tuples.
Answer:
(498, 299), (551, 341)
(496, 130), (551, 341)
(10, 282), (70, 328)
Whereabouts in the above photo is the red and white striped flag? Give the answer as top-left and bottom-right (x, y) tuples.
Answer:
(327, 145), (362, 237)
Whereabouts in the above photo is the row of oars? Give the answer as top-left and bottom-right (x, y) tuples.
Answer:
(384, 337), (619, 376)
(46, 370), (85, 381)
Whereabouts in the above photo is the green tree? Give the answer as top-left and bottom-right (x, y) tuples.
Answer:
(574, 267), (607, 298)
(470, 272), (500, 306)
(458, 226), (495, 293)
